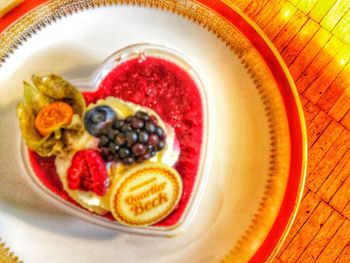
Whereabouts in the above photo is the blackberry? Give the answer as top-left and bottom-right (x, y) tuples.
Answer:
(93, 110), (167, 165)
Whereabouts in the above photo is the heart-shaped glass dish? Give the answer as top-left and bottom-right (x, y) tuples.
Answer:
(19, 43), (212, 237)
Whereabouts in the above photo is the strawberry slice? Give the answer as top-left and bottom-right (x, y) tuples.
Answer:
(67, 149), (109, 196)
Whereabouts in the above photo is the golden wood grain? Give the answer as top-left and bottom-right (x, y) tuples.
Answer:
(307, 129), (349, 192)
(315, 220), (350, 262)
(296, 210), (345, 262)
(279, 201), (333, 262)
(228, 1), (350, 262)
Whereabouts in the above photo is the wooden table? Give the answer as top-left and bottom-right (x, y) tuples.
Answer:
(224, 0), (350, 262)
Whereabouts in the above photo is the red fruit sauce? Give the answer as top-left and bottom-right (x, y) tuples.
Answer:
(29, 57), (203, 226)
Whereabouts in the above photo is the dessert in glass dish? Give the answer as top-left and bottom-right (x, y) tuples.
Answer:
(17, 44), (210, 236)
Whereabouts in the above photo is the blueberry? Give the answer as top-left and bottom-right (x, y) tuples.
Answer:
(84, 106), (117, 136)
(138, 131), (149, 144)
(113, 119), (124, 129)
(109, 142), (117, 155)
(125, 116), (134, 123)
(149, 116), (158, 124)
(145, 121), (156, 134)
(90, 112), (105, 124)
(98, 135), (109, 147)
(119, 147), (131, 158)
(126, 131), (138, 146)
(147, 145), (154, 152)
(131, 118), (144, 129)
(132, 143), (146, 156)
(135, 111), (150, 121)
(150, 150), (157, 157)
(115, 133), (126, 146)
(121, 123), (132, 133)
(156, 141), (165, 151)
(148, 134), (160, 146)
(123, 157), (135, 165)
(107, 129), (118, 140)
(155, 126), (165, 139)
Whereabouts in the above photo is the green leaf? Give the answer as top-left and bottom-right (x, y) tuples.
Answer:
(23, 81), (51, 114)
(32, 74), (85, 116)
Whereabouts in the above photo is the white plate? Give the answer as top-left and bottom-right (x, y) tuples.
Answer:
(0, 1), (306, 262)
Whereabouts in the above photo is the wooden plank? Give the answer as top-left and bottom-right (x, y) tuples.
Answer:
(271, 257), (282, 263)
(295, 36), (343, 94)
(329, 170), (350, 212)
(244, 0), (269, 18)
(300, 94), (309, 106)
(281, 18), (319, 66)
(320, 0), (350, 32)
(315, 220), (350, 263)
(317, 62), (350, 113)
(296, 210), (345, 263)
(254, 0), (286, 29)
(289, 27), (331, 82)
(262, 2), (297, 40)
(277, 190), (321, 256)
(279, 201), (333, 262)
(307, 120), (344, 172)
(307, 129), (350, 193)
(301, 97), (321, 126)
(317, 150), (350, 202)
(335, 242), (350, 263)
(332, 8), (350, 44)
(296, 0), (319, 14)
(272, 10), (308, 53)
(329, 87), (350, 121)
(303, 46), (350, 104)
(341, 109), (350, 130)
(224, 0), (252, 11)
(342, 202), (350, 219)
(288, 0), (301, 5)
(306, 110), (332, 148)
(309, 0), (337, 22)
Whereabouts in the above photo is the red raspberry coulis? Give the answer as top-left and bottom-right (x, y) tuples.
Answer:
(29, 57), (203, 226)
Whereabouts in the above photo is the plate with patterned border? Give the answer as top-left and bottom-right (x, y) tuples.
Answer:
(0, 0), (306, 262)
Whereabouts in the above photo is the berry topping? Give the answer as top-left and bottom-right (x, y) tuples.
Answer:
(84, 105), (117, 136)
(123, 157), (135, 165)
(135, 111), (150, 121)
(93, 110), (167, 165)
(67, 149), (109, 196)
(145, 121), (156, 133)
(98, 135), (109, 147)
(131, 118), (144, 129)
(138, 131), (149, 144)
(148, 134), (160, 146)
(155, 126), (165, 139)
(113, 119), (124, 129)
(121, 123), (132, 133)
(119, 147), (131, 158)
(125, 131), (138, 146)
(132, 143), (147, 156)
(115, 133), (126, 145)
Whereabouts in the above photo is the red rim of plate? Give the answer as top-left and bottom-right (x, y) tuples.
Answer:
(0, 1), (307, 262)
